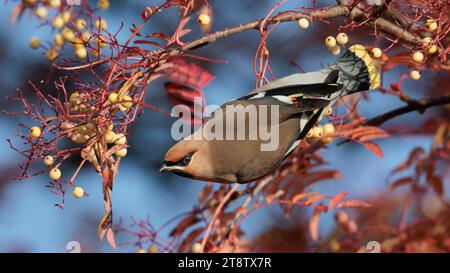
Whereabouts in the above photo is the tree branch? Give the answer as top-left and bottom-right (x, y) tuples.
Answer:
(179, 6), (350, 52)
(166, 2), (420, 57)
(364, 95), (450, 126)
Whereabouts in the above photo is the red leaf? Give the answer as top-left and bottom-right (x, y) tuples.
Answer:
(106, 228), (117, 249)
(165, 59), (214, 89)
(315, 204), (329, 212)
(428, 175), (443, 196)
(266, 190), (284, 204)
(388, 177), (413, 191)
(179, 227), (204, 251)
(390, 82), (400, 91)
(292, 192), (319, 203)
(304, 170), (343, 186)
(198, 184), (213, 204)
(147, 32), (172, 42)
(170, 214), (199, 237)
(163, 59), (214, 125)
(10, 4), (25, 24)
(304, 195), (326, 206)
(141, 6), (159, 21)
(309, 207), (321, 241)
(361, 141), (384, 158)
(337, 199), (371, 208)
(390, 147), (425, 174)
(164, 83), (204, 125)
(329, 192), (348, 209)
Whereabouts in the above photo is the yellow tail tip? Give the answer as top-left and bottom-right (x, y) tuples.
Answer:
(348, 44), (381, 89)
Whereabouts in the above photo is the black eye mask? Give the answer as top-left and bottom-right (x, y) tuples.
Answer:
(179, 152), (193, 166)
(163, 152), (194, 167)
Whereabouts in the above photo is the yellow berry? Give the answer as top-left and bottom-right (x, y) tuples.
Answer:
(412, 51), (424, 63)
(45, 48), (58, 61)
(312, 125), (323, 138)
(54, 33), (65, 46)
(49, 168), (61, 180)
(75, 18), (87, 31)
(62, 28), (76, 42)
(297, 18), (309, 29)
(329, 45), (341, 56)
(422, 37), (432, 47)
(427, 45), (437, 54)
(69, 92), (80, 103)
(81, 31), (92, 42)
(75, 47), (88, 59)
(105, 131), (116, 144)
(72, 186), (84, 198)
(306, 128), (313, 138)
(323, 123), (335, 135)
(118, 105), (127, 112)
(35, 6), (48, 20)
(96, 35), (108, 48)
(147, 246), (158, 253)
(425, 20), (438, 31)
(114, 133), (127, 145)
(409, 70), (421, 80)
(97, 0), (110, 10)
(324, 107), (332, 116)
(52, 16), (64, 29)
(371, 47), (382, 58)
(108, 92), (118, 103)
(198, 14), (211, 26)
(427, 22), (438, 31)
(115, 148), (128, 158)
(135, 249), (146, 253)
(120, 95), (133, 108)
(94, 18), (107, 31)
(49, 0), (61, 8)
(71, 37), (84, 50)
(425, 19), (435, 25)
(44, 155), (55, 166)
(61, 11), (71, 23)
(191, 242), (202, 253)
(29, 37), (41, 49)
(329, 239), (341, 252)
(336, 33), (348, 45)
(325, 36), (336, 48)
(29, 126), (41, 138)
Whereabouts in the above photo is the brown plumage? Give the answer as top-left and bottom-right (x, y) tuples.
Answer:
(162, 99), (303, 183)
(160, 45), (380, 183)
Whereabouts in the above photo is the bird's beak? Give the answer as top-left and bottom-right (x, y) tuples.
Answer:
(159, 162), (172, 173)
(159, 161), (193, 178)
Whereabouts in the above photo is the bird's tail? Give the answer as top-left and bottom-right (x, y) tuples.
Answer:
(330, 44), (381, 95)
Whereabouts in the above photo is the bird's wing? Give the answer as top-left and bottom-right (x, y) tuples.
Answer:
(244, 69), (341, 96)
(240, 82), (342, 100)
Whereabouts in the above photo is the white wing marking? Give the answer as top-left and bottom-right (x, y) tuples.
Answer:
(272, 95), (293, 104)
(249, 92), (266, 100)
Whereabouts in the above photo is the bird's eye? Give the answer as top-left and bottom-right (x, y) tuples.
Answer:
(179, 152), (193, 166)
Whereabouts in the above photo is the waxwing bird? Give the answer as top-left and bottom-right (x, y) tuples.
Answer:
(160, 44), (381, 184)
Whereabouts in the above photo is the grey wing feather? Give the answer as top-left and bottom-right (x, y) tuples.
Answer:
(246, 69), (340, 96)
(239, 96), (331, 123)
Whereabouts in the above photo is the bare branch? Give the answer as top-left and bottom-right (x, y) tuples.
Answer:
(364, 95), (450, 126)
